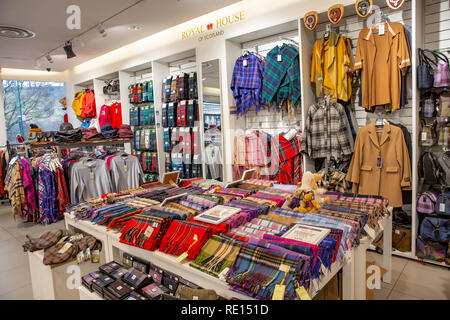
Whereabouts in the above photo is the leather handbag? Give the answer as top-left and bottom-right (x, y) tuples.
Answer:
(418, 48), (436, 89)
(416, 235), (446, 262)
(392, 225), (412, 252)
(433, 51), (450, 88)
(419, 217), (450, 242)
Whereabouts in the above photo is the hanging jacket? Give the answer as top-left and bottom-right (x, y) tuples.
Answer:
(98, 105), (111, 127)
(346, 122), (411, 207)
(72, 92), (85, 117)
(81, 90), (96, 118)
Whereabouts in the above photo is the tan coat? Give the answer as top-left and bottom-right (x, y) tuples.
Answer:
(354, 22), (411, 111)
(346, 122), (411, 207)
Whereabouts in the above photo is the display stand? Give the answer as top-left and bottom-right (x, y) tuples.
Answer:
(79, 285), (103, 300)
(28, 249), (102, 300)
(64, 213), (113, 262)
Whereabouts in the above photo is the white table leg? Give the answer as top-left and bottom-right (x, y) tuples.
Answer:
(354, 239), (370, 300)
(382, 214), (392, 284)
(342, 248), (355, 300)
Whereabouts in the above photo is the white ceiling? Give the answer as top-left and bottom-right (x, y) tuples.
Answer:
(0, 0), (242, 72)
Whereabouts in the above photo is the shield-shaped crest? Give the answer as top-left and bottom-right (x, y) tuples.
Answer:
(355, 0), (373, 18)
(328, 4), (344, 24)
(304, 11), (319, 31)
(386, 0), (405, 9)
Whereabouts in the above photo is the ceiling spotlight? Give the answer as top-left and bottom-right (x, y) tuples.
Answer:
(46, 53), (53, 64)
(97, 24), (107, 38)
(63, 41), (76, 59)
(128, 25), (142, 31)
(33, 59), (41, 69)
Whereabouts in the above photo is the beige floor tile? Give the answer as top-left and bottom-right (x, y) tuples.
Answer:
(0, 284), (33, 300)
(0, 238), (23, 255)
(371, 287), (392, 300)
(0, 265), (31, 296)
(387, 290), (421, 300)
(367, 251), (408, 289)
(393, 260), (450, 300)
(0, 250), (28, 272)
(0, 228), (14, 242)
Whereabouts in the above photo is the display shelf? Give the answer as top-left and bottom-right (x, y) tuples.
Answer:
(29, 138), (132, 149)
(107, 230), (253, 300)
(79, 286), (103, 300)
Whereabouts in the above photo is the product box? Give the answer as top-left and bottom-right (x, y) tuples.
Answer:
(104, 279), (134, 300)
(92, 274), (115, 298)
(81, 271), (102, 292)
(141, 283), (169, 300)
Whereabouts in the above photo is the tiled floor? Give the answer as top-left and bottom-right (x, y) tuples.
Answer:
(0, 204), (448, 300)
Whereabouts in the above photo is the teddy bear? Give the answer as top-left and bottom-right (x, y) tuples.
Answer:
(290, 171), (330, 213)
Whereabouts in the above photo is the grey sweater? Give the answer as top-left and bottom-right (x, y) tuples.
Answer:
(70, 159), (113, 203)
(110, 154), (144, 193)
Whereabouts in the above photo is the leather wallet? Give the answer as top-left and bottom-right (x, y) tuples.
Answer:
(104, 280), (134, 300)
(161, 293), (183, 300)
(99, 261), (122, 276)
(124, 291), (147, 300)
(123, 268), (152, 289)
(82, 271), (102, 292)
(162, 275), (179, 294)
(92, 274), (115, 297)
(175, 285), (218, 300)
(122, 253), (134, 269)
(111, 267), (129, 280)
(141, 283), (169, 300)
(132, 257), (149, 273)
(178, 278), (202, 290)
(148, 267), (163, 284)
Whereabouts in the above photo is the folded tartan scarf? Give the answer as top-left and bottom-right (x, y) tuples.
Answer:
(227, 242), (310, 300)
(190, 235), (242, 277)
(159, 220), (212, 260)
(43, 235), (102, 265)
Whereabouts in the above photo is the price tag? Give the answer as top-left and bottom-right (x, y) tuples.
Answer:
(364, 225), (376, 239)
(193, 296), (199, 300)
(422, 132), (427, 141)
(176, 252), (189, 263)
(320, 263), (329, 277)
(277, 54), (282, 62)
(440, 203), (445, 212)
(91, 249), (100, 263)
(295, 286), (312, 300)
(379, 23), (385, 35)
(117, 286), (123, 290)
(395, 229), (401, 235)
(378, 220), (384, 231)
(243, 59), (248, 67)
(272, 284), (285, 300)
(279, 264), (289, 273)
(131, 275), (136, 280)
(58, 242), (73, 254)
(57, 236), (68, 244)
(143, 225), (154, 239)
(90, 172), (95, 180)
(218, 267), (230, 280)
(85, 248), (91, 261)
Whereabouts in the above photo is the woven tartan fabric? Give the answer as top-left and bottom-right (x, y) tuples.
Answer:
(231, 54), (264, 116)
(23, 229), (73, 252)
(227, 242), (310, 300)
(262, 44), (301, 108)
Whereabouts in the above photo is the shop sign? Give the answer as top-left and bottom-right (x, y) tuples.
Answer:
(181, 11), (245, 40)
(386, 0), (405, 10)
(304, 11), (319, 31)
(328, 4), (344, 24)
(355, 0), (373, 18)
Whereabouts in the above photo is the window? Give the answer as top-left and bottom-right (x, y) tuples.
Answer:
(2, 80), (66, 142)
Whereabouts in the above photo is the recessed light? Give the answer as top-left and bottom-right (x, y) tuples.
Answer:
(0, 25), (35, 39)
(128, 25), (142, 31)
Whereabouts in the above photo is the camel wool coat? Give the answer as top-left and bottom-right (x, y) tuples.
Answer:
(346, 122), (411, 207)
